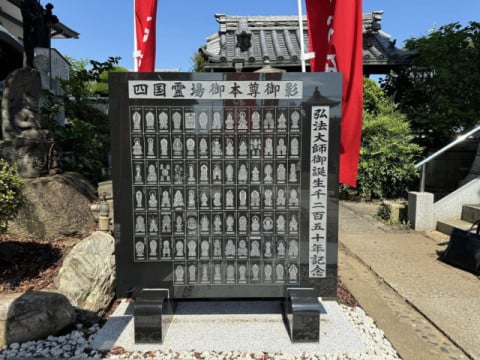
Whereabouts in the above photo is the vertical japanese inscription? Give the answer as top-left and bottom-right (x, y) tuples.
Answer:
(309, 106), (329, 278)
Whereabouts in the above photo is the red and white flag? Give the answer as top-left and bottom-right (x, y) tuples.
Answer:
(134, 0), (157, 72)
(306, 0), (364, 187)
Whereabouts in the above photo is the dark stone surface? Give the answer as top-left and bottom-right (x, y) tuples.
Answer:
(110, 72), (341, 300)
(134, 289), (174, 344)
(283, 288), (323, 342)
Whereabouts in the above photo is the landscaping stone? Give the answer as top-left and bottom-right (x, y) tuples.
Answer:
(0, 291), (76, 347)
(54, 231), (115, 316)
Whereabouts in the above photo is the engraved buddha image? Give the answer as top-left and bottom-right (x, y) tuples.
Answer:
(212, 111), (222, 130)
(199, 112), (208, 129)
(289, 188), (299, 207)
(251, 190), (260, 207)
(238, 239), (248, 257)
(134, 164), (143, 183)
(188, 264), (196, 282)
(175, 240), (184, 257)
(149, 217), (158, 233)
(212, 164), (221, 181)
(289, 264), (298, 282)
(160, 138), (168, 156)
(226, 189), (234, 207)
(200, 215), (210, 232)
(186, 137), (195, 156)
(225, 239), (236, 257)
(145, 111), (154, 130)
(238, 111), (248, 130)
(277, 189), (286, 207)
(147, 137), (155, 156)
(225, 111), (234, 130)
(199, 137), (208, 155)
(277, 112), (287, 130)
(201, 239), (210, 257)
(264, 137), (273, 157)
(172, 111), (182, 130)
(161, 190), (170, 208)
(238, 189), (247, 207)
(201, 264), (209, 283)
(276, 138), (287, 156)
(251, 110), (261, 130)
(135, 241), (145, 258)
(135, 190), (143, 209)
(132, 111), (141, 131)
(290, 137), (299, 156)
(264, 264), (273, 281)
(252, 263), (260, 281)
(158, 111), (168, 130)
(135, 215), (145, 233)
(187, 239), (197, 257)
(173, 190), (184, 208)
(162, 240), (171, 258)
(290, 110), (300, 130)
(147, 164), (157, 182)
(175, 265), (184, 283)
(213, 263), (222, 282)
(162, 214), (171, 232)
(132, 138), (143, 156)
(225, 164), (234, 182)
(264, 111), (274, 130)
(187, 189), (196, 208)
(251, 240), (261, 257)
(289, 214), (299, 233)
(148, 191), (158, 209)
(200, 163), (209, 182)
(238, 264), (247, 282)
(175, 215), (183, 232)
(276, 264), (284, 281)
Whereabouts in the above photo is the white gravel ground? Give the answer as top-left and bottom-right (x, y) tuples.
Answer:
(0, 303), (401, 359)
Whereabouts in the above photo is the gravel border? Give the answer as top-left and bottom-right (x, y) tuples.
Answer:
(0, 303), (400, 359)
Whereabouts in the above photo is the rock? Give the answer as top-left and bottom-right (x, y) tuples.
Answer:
(7, 172), (96, 241)
(54, 231), (115, 315)
(0, 291), (76, 347)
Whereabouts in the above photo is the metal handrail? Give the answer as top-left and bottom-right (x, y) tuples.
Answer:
(415, 124), (480, 192)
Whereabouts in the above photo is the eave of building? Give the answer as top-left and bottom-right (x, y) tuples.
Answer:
(200, 12), (415, 74)
(0, 0), (79, 79)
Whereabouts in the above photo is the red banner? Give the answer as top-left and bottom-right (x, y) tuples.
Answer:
(306, 0), (363, 187)
(135, 0), (157, 72)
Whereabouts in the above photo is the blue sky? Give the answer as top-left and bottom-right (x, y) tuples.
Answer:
(50, 0), (480, 71)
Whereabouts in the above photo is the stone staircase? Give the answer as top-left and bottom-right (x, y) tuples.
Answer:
(436, 204), (480, 235)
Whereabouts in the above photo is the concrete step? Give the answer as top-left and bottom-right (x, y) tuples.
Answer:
(436, 218), (477, 236)
(462, 204), (480, 224)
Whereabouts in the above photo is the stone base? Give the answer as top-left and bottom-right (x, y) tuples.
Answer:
(134, 289), (175, 344)
(408, 192), (435, 231)
(282, 288), (323, 343)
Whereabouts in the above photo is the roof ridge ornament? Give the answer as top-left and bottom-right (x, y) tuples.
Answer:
(235, 18), (252, 52)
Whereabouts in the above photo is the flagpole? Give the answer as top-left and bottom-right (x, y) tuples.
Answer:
(297, 0), (306, 72)
(133, 0), (138, 71)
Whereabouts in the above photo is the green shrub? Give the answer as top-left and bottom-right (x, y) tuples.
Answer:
(0, 159), (23, 233)
(377, 202), (392, 221)
(341, 78), (423, 200)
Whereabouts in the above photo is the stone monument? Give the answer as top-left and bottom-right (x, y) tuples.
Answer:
(109, 72), (342, 342)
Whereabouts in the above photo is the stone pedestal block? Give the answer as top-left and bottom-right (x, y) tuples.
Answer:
(408, 192), (435, 231)
(134, 289), (174, 344)
(282, 288), (323, 343)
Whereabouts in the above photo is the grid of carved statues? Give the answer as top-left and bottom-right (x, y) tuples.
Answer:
(130, 106), (302, 284)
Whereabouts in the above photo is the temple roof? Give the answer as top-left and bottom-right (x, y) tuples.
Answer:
(0, 0), (78, 79)
(199, 12), (415, 74)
